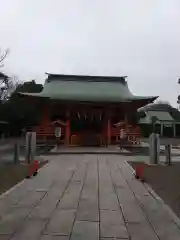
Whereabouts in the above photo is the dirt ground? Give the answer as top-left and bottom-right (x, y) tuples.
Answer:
(129, 161), (180, 218)
(0, 161), (48, 195)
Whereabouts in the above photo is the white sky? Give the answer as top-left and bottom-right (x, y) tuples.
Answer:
(0, 0), (180, 106)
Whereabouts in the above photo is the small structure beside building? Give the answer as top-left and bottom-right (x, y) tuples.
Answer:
(138, 103), (180, 138)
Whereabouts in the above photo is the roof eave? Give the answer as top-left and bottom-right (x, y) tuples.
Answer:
(17, 92), (49, 98)
(17, 92), (132, 103)
(128, 96), (158, 102)
(17, 92), (158, 105)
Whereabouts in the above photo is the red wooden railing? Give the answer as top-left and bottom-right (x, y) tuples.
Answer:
(111, 125), (141, 144)
(29, 121), (142, 145)
(29, 124), (65, 141)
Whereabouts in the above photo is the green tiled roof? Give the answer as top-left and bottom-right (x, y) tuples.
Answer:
(19, 74), (158, 103)
(147, 111), (174, 122)
(138, 103), (180, 122)
(139, 116), (152, 124)
(139, 110), (178, 124)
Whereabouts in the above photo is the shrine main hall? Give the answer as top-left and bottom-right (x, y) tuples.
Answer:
(19, 73), (157, 146)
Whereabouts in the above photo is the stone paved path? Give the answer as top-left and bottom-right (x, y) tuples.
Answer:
(0, 155), (180, 239)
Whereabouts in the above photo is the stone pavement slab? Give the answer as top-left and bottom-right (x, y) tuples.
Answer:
(58, 182), (83, 210)
(71, 162), (87, 183)
(126, 222), (158, 240)
(71, 221), (99, 240)
(44, 209), (76, 236)
(15, 190), (46, 207)
(76, 158), (99, 222)
(100, 209), (128, 239)
(0, 207), (31, 235)
(0, 235), (11, 240)
(76, 198), (99, 222)
(0, 154), (180, 239)
(11, 219), (47, 240)
(41, 235), (69, 240)
(99, 159), (119, 210)
(29, 193), (59, 219)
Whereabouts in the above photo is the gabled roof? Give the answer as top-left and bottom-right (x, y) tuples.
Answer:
(19, 73), (158, 103)
(138, 103), (172, 112)
(139, 110), (179, 124)
(147, 111), (174, 122)
(46, 73), (128, 83)
(138, 103), (180, 123)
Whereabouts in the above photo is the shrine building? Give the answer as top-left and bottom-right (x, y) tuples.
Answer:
(19, 73), (158, 146)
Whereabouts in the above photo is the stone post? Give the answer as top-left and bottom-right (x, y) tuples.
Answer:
(13, 142), (19, 164)
(26, 132), (32, 164)
(173, 123), (176, 137)
(1, 133), (4, 140)
(160, 123), (163, 136)
(156, 134), (160, 164)
(31, 132), (36, 162)
(149, 133), (160, 164)
(26, 132), (36, 164)
(165, 144), (171, 165)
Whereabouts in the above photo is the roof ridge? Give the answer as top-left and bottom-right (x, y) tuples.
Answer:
(45, 73), (127, 84)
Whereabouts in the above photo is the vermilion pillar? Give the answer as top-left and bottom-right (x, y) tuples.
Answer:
(125, 114), (128, 130)
(107, 118), (111, 145)
(40, 105), (50, 141)
(42, 106), (50, 126)
(40, 106), (50, 138)
(66, 110), (70, 145)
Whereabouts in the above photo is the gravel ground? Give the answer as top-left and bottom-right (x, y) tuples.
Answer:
(0, 145), (53, 164)
(129, 161), (180, 218)
(0, 160), (48, 195)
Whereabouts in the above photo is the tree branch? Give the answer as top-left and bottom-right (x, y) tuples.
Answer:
(0, 48), (10, 68)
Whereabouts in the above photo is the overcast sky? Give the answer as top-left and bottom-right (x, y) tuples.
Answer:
(0, 0), (180, 106)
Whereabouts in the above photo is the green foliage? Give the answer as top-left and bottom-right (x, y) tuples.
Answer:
(0, 80), (43, 134)
(12, 80), (43, 95)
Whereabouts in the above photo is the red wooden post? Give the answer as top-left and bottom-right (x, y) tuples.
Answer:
(125, 114), (128, 129)
(39, 106), (50, 141)
(42, 106), (50, 127)
(107, 118), (111, 145)
(66, 110), (70, 145)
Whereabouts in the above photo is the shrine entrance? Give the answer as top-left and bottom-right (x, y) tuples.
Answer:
(70, 111), (105, 146)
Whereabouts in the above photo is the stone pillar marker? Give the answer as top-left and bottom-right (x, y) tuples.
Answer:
(31, 132), (36, 162)
(173, 123), (176, 137)
(25, 132), (36, 164)
(149, 133), (160, 164)
(160, 123), (163, 136)
(13, 142), (19, 164)
(165, 144), (171, 165)
(26, 132), (31, 164)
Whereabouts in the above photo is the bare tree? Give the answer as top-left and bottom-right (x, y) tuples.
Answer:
(0, 48), (21, 100)
(0, 75), (21, 101)
(0, 48), (9, 68)
(177, 78), (180, 110)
